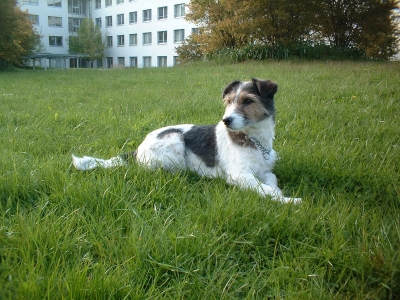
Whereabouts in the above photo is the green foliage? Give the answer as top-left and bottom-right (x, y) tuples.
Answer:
(67, 36), (83, 54)
(175, 35), (204, 64)
(314, 0), (399, 59)
(0, 62), (399, 298)
(208, 43), (366, 62)
(67, 18), (105, 62)
(0, 0), (41, 69)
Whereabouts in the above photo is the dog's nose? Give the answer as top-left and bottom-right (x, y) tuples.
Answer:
(223, 117), (233, 126)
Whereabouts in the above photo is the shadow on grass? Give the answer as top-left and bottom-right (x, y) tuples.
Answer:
(277, 159), (398, 208)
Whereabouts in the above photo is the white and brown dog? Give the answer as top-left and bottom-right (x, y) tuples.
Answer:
(72, 78), (301, 203)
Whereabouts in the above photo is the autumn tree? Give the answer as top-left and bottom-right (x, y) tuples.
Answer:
(182, 0), (317, 58)
(184, 0), (247, 54)
(181, 0), (399, 60)
(0, 0), (41, 69)
(67, 18), (104, 64)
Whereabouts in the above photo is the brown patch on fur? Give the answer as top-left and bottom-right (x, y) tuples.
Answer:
(228, 131), (257, 148)
(235, 91), (268, 122)
(223, 91), (236, 106)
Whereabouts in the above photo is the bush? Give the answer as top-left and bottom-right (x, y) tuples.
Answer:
(175, 36), (204, 64)
(205, 43), (367, 63)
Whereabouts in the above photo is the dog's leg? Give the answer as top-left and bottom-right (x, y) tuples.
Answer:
(227, 173), (301, 204)
(72, 154), (126, 170)
(227, 173), (281, 199)
(257, 183), (301, 204)
(261, 172), (302, 203)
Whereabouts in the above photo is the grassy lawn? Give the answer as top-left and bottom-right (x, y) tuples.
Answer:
(0, 61), (399, 299)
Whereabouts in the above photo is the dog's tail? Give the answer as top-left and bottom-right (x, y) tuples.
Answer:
(72, 151), (136, 171)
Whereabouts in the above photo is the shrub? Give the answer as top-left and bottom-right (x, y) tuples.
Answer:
(206, 43), (367, 63)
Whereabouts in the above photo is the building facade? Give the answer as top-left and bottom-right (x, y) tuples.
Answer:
(20, 0), (195, 68)
(393, 7), (400, 60)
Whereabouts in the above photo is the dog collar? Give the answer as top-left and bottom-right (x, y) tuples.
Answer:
(250, 137), (271, 160)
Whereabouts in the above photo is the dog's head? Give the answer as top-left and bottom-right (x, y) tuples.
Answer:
(222, 78), (277, 131)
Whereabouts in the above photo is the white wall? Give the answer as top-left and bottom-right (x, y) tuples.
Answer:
(21, 0), (71, 55)
(93, 0), (194, 67)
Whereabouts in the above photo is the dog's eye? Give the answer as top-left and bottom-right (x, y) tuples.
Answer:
(244, 99), (253, 105)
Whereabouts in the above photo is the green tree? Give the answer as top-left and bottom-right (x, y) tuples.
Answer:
(313, 0), (399, 59)
(67, 18), (105, 64)
(0, 0), (41, 69)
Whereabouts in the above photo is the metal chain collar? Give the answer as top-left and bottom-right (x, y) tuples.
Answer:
(250, 137), (271, 161)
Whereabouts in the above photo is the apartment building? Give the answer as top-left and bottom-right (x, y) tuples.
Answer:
(394, 7), (400, 60)
(20, 0), (195, 68)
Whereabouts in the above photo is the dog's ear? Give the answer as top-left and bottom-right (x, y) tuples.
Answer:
(252, 78), (278, 99)
(222, 81), (241, 98)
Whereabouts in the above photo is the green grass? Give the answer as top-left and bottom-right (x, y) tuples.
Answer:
(0, 61), (399, 299)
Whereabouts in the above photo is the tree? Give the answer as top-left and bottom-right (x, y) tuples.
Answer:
(185, 0), (247, 54)
(183, 0), (399, 60)
(313, 0), (399, 59)
(67, 18), (105, 64)
(0, 0), (41, 69)
(185, 0), (318, 56)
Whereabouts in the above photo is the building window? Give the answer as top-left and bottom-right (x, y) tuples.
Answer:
(129, 34), (137, 46)
(158, 56), (167, 67)
(69, 0), (86, 14)
(28, 14), (39, 25)
(130, 57), (137, 67)
(129, 11), (137, 24)
(106, 36), (113, 47)
(48, 16), (62, 27)
(95, 17), (101, 28)
(106, 16), (112, 27)
(158, 31), (167, 44)
(158, 6), (167, 20)
(174, 4), (185, 18)
(105, 0), (112, 7)
(143, 32), (152, 45)
(95, 0), (101, 9)
(174, 29), (185, 43)
(143, 56), (152, 67)
(107, 57), (113, 68)
(143, 9), (151, 22)
(117, 35), (125, 46)
(48, 0), (61, 7)
(117, 0), (124, 4)
(117, 14), (124, 25)
(192, 28), (200, 35)
(117, 57), (125, 66)
(173, 56), (180, 66)
(49, 36), (63, 46)
(69, 18), (83, 33)
(23, 0), (38, 5)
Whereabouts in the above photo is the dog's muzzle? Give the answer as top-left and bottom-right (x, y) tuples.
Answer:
(222, 117), (233, 127)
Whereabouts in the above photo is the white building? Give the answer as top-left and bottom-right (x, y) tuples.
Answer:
(393, 7), (400, 60)
(20, 0), (195, 68)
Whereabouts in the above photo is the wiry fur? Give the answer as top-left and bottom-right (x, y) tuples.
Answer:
(72, 78), (301, 203)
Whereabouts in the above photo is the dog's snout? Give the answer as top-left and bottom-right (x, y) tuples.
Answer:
(223, 117), (233, 126)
